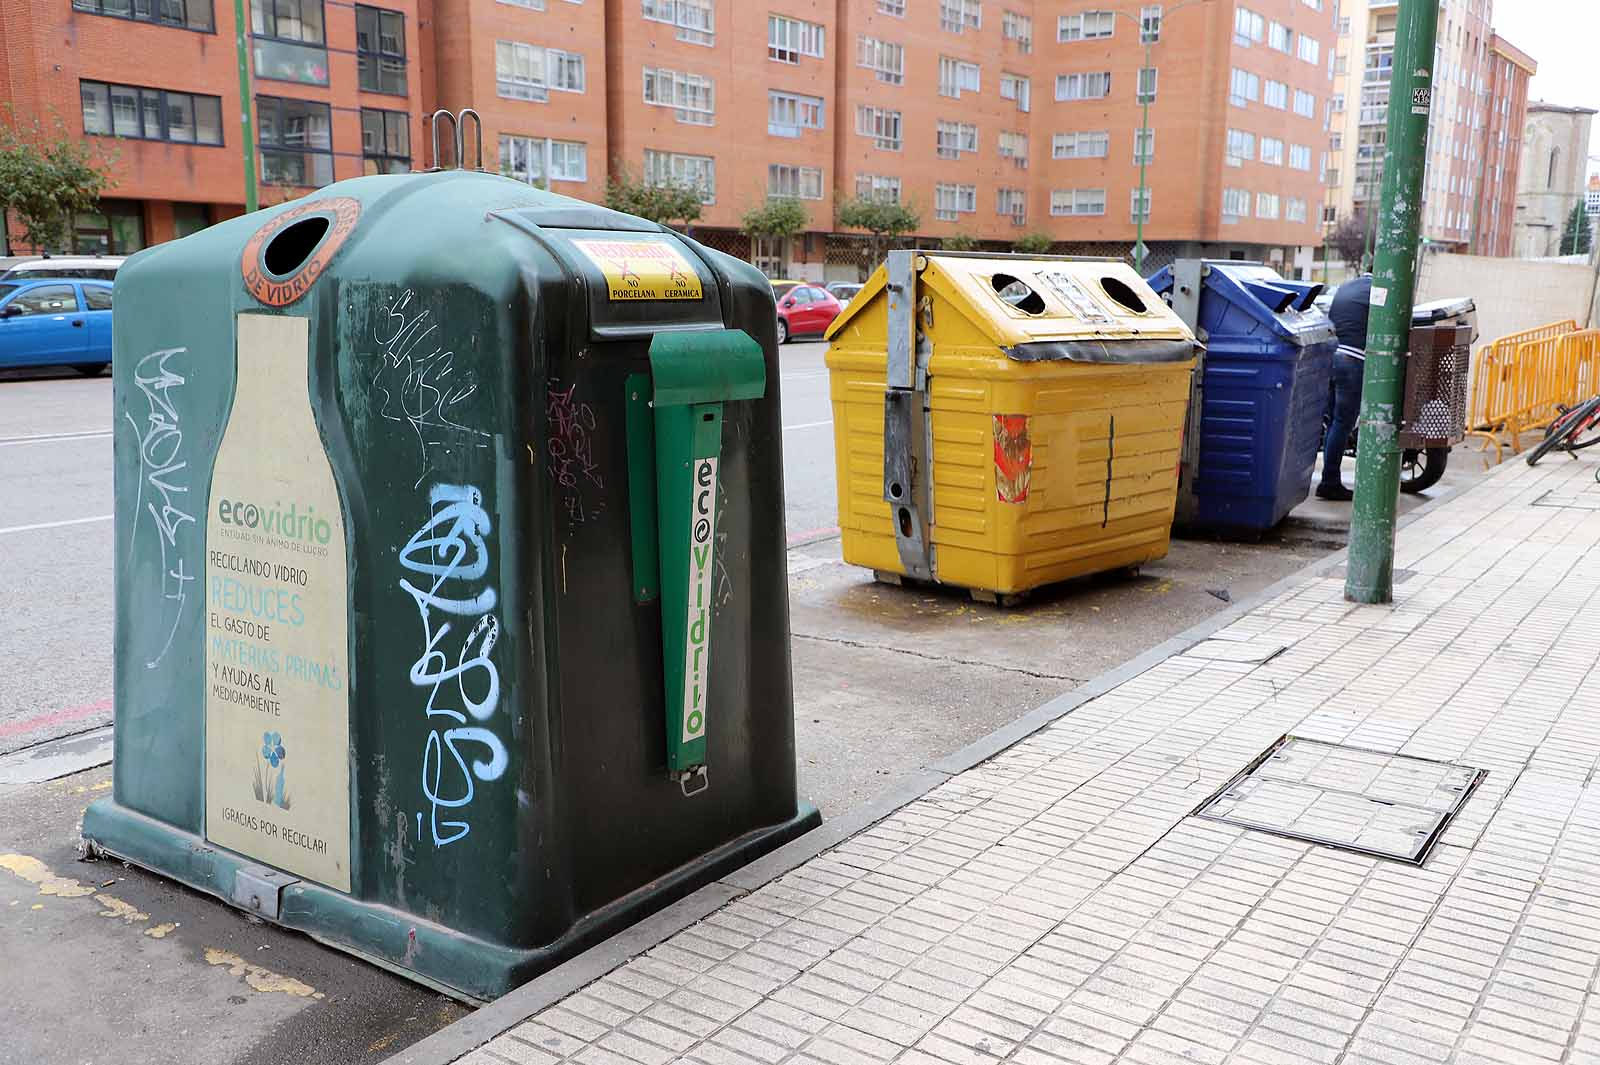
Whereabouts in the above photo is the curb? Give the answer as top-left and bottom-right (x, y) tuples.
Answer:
(384, 474), (1476, 1065)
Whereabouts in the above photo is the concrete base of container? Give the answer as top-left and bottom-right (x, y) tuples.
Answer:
(80, 797), (819, 1003)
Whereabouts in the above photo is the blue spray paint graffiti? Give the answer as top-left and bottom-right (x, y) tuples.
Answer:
(399, 483), (507, 847)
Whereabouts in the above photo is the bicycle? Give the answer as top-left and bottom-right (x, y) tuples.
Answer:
(1525, 395), (1600, 466)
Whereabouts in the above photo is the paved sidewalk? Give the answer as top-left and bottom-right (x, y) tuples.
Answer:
(460, 454), (1600, 1065)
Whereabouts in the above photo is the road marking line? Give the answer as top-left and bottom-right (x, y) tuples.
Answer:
(0, 430), (113, 448)
(783, 420), (833, 431)
(0, 698), (113, 741)
(0, 514), (113, 536)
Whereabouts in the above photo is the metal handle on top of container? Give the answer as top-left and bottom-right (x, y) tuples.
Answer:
(457, 108), (484, 171)
(427, 109), (457, 171)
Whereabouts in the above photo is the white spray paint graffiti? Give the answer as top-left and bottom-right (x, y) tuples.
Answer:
(124, 348), (194, 669)
(368, 290), (491, 489)
(399, 483), (507, 847)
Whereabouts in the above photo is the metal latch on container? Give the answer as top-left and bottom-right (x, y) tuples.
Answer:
(232, 865), (299, 921)
(882, 250), (934, 581)
(625, 329), (766, 785)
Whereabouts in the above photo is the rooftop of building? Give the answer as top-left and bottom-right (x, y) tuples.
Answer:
(1489, 33), (1537, 75)
(1527, 100), (1599, 116)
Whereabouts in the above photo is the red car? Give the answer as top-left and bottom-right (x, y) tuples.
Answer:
(774, 283), (843, 344)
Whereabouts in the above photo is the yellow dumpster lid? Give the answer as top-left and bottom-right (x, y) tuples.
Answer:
(825, 253), (1198, 360)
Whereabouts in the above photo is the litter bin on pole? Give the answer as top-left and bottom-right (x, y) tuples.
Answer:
(1396, 297), (1475, 492)
(1147, 260), (1335, 535)
(824, 251), (1199, 603)
(84, 137), (818, 1001)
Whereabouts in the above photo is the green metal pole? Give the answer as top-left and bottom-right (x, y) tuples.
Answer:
(233, 0), (258, 212)
(1345, 0), (1438, 604)
(1135, 37), (1150, 275)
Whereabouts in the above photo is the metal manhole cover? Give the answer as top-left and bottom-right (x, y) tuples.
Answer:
(1193, 736), (1485, 864)
(1531, 490), (1600, 511)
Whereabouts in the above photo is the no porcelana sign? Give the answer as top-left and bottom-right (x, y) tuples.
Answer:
(572, 238), (704, 301)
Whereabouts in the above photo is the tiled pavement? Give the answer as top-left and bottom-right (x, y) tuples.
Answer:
(463, 455), (1600, 1065)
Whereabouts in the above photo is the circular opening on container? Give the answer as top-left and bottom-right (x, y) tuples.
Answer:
(888, 481), (904, 500)
(1099, 276), (1148, 314)
(263, 215), (331, 278)
(991, 274), (1046, 315)
(898, 507), (913, 537)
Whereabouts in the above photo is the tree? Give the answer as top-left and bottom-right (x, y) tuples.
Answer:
(1014, 232), (1054, 254)
(603, 166), (703, 227)
(835, 195), (920, 278)
(943, 233), (978, 252)
(1560, 199), (1593, 257)
(1329, 212), (1369, 269)
(740, 197), (810, 240)
(0, 110), (115, 254)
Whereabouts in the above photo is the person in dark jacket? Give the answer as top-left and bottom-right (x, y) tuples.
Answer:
(1319, 273), (1373, 501)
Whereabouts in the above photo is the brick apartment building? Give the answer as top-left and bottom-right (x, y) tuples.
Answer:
(1324, 0), (1534, 259)
(2, 0), (1338, 280)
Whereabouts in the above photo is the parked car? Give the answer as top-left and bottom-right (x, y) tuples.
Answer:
(769, 279), (807, 302)
(827, 282), (864, 304)
(0, 255), (126, 282)
(775, 283), (843, 344)
(0, 278), (115, 374)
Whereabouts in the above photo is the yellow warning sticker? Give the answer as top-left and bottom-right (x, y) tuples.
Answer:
(572, 238), (704, 301)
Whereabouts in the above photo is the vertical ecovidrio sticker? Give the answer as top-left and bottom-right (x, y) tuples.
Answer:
(204, 314), (352, 892)
(681, 456), (718, 743)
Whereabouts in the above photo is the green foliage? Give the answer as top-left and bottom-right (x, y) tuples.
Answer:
(603, 166), (703, 227)
(1329, 212), (1370, 268)
(1560, 199), (1593, 257)
(835, 196), (920, 240)
(1014, 232), (1055, 254)
(0, 110), (115, 253)
(942, 233), (978, 252)
(740, 197), (810, 238)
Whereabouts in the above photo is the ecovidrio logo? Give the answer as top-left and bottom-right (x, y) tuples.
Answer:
(681, 457), (718, 742)
(216, 498), (335, 545)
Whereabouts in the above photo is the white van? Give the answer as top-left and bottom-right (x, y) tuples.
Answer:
(0, 256), (127, 282)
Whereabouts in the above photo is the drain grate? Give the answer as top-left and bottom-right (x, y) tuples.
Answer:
(1531, 490), (1600, 512)
(1194, 736), (1484, 864)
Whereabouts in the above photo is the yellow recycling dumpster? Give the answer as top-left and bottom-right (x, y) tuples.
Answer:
(824, 251), (1199, 600)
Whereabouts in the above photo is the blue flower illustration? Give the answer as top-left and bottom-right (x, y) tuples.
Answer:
(261, 731), (286, 768)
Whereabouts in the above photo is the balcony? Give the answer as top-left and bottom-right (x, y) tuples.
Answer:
(254, 38), (329, 86)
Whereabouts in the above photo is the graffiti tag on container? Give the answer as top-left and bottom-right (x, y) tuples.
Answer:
(993, 414), (1033, 504)
(124, 347), (195, 668)
(547, 382), (604, 526)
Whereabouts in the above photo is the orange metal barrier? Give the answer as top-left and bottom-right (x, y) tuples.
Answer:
(1465, 319), (1582, 463)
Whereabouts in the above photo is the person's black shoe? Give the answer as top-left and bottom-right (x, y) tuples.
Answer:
(1315, 483), (1354, 501)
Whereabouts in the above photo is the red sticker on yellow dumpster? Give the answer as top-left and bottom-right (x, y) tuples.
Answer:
(994, 414), (1033, 503)
(571, 238), (703, 301)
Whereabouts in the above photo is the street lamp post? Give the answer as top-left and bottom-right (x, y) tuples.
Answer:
(1115, 0), (1212, 276)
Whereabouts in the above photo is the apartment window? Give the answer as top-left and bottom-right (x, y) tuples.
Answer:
(856, 106), (903, 151)
(1050, 188), (1105, 216)
(1133, 128), (1154, 163)
(257, 94), (332, 186)
(549, 52), (586, 92)
(1233, 7), (1263, 45)
(251, 0), (327, 85)
(642, 0), (714, 46)
(998, 130), (1029, 164)
(1268, 21), (1291, 52)
(1136, 67), (1157, 103)
(1130, 188), (1151, 222)
(939, 0), (981, 33)
(1293, 89), (1316, 118)
(769, 164), (823, 200)
(768, 91), (824, 137)
(1056, 72), (1111, 101)
(1229, 68), (1260, 106)
(1330, 92), (1344, 112)
(857, 37), (905, 85)
(497, 42), (584, 101)
(1140, 5), (1162, 42)
(1221, 187), (1250, 220)
(80, 81), (224, 145)
(1259, 137), (1284, 165)
(1059, 11), (1113, 41)
(642, 67), (714, 124)
(1289, 144), (1312, 170)
(360, 108), (410, 174)
(1264, 80), (1288, 109)
(1329, 132), (1342, 151)
(1000, 73), (1031, 112)
(500, 134), (587, 185)
(1052, 130), (1108, 158)
(1322, 204), (1338, 223)
(878, 0), (905, 14)
(997, 187), (1026, 223)
(1298, 35), (1320, 63)
(1337, 16), (1350, 35)
(355, 6), (406, 95)
(856, 174), (901, 202)
(938, 57), (981, 98)
(71, 0), (214, 32)
(499, 0), (545, 8)
(644, 149), (715, 203)
(1256, 192), (1280, 219)
(1224, 129), (1254, 165)
(1001, 10), (1032, 52)
(768, 15), (824, 63)
(934, 183), (977, 220)
(935, 120), (978, 159)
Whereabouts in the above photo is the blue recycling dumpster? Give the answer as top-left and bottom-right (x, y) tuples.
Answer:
(1148, 260), (1336, 534)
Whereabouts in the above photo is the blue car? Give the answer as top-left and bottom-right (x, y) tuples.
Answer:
(0, 278), (115, 374)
